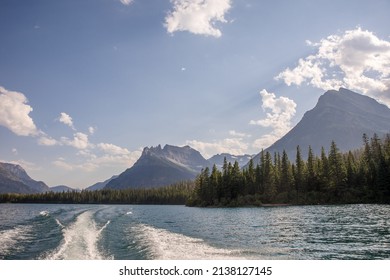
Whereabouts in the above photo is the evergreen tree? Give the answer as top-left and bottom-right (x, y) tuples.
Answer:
(306, 146), (318, 193)
(328, 140), (347, 199)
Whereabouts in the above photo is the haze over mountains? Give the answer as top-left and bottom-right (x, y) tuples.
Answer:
(250, 88), (390, 165)
(1, 88), (390, 194)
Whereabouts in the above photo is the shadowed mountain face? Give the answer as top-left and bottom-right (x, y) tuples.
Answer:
(105, 145), (210, 190)
(251, 88), (390, 164)
(0, 162), (50, 194)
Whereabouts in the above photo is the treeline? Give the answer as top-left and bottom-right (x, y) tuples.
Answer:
(187, 134), (390, 207)
(0, 181), (194, 205)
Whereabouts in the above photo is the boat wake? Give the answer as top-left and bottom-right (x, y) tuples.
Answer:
(46, 211), (111, 260)
(130, 224), (245, 260)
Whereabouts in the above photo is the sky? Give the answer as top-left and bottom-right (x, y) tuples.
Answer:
(1, 0), (390, 189)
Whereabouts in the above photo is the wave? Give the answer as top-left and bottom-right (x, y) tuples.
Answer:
(0, 225), (33, 258)
(46, 211), (111, 260)
(130, 224), (246, 260)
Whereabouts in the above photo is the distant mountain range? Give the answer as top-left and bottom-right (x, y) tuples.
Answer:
(0, 162), (50, 194)
(86, 175), (118, 191)
(50, 185), (78, 193)
(208, 153), (253, 169)
(250, 88), (390, 165)
(2, 88), (390, 193)
(105, 145), (210, 190)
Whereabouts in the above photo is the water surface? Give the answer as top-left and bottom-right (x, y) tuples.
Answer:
(0, 204), (388, 259)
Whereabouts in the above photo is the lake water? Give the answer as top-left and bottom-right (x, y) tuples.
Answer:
(0, 204), (389, 260)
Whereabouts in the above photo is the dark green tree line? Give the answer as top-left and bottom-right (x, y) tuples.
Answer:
(0, 181), (194, 205)
(188, 134), (390, 207)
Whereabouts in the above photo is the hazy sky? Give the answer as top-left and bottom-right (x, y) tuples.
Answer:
(1, 0), (390, 188)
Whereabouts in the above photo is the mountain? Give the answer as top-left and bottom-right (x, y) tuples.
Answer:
(50, 185), (77, 193)
(105, 145), (210, 189)
(86, 175), (118, 191)
(208, 153), (253, 169)
(0, 162), (50, 194)
(251, 88), (390, 164)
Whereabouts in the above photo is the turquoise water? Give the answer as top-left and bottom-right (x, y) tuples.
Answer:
(0, 204), (389, 260)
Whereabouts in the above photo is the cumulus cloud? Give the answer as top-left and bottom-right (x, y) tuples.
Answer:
(61, 132), (90, 150)
(0, 86), (39, 136)
(165, 0), (232, 38)
(276, 28), (390, 105)
(58, 112), (75, 130)
(250, 89), (297, 149)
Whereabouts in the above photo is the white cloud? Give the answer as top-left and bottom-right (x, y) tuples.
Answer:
(252, 134), (280, 151)
(186, 137), (248, 159)
(250, 89), (297, 149)
(61, 132), (90, 150)
(97, 143), (130, 155)
(58, 112), (75, 130)
(91, 151), (141, 167)
(0, 86), (39, 136)
(120, 0), (134, 5)
(165, 0), (232, 38)
(276, 28), (390, 105)
(229, 130), (251, 138)
(38, 135), (59, 146)
(52, 148), (142, 172)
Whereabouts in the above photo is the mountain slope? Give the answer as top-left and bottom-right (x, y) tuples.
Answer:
(86, 175), (118, 191)
(251, 88), (390, 164)
(0, 162), (50, 194)
(105, 145), (209, 190)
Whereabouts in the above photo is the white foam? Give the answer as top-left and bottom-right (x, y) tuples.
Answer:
(0, 225), (33, 257)
(126, 211), (133, 215)
(131, 224), (245, 260)
(39, 210), (50, 217)
(47, 211), (111, 260)
(55, 219), (65, 229)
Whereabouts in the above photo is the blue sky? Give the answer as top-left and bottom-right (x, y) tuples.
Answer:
(1, 0), (390, 188)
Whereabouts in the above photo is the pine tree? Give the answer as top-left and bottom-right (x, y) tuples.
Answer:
(263, 151), (276, 202)
(210, 164), (221, 204)
(328, 140), (347, 200)
(306, 146), (318, 193)
(294, 145), (306, 202)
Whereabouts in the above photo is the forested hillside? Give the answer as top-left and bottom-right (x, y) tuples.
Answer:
(188, 134), (390, 207)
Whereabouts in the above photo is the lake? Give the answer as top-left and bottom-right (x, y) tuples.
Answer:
(0, 204), (389, 260)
